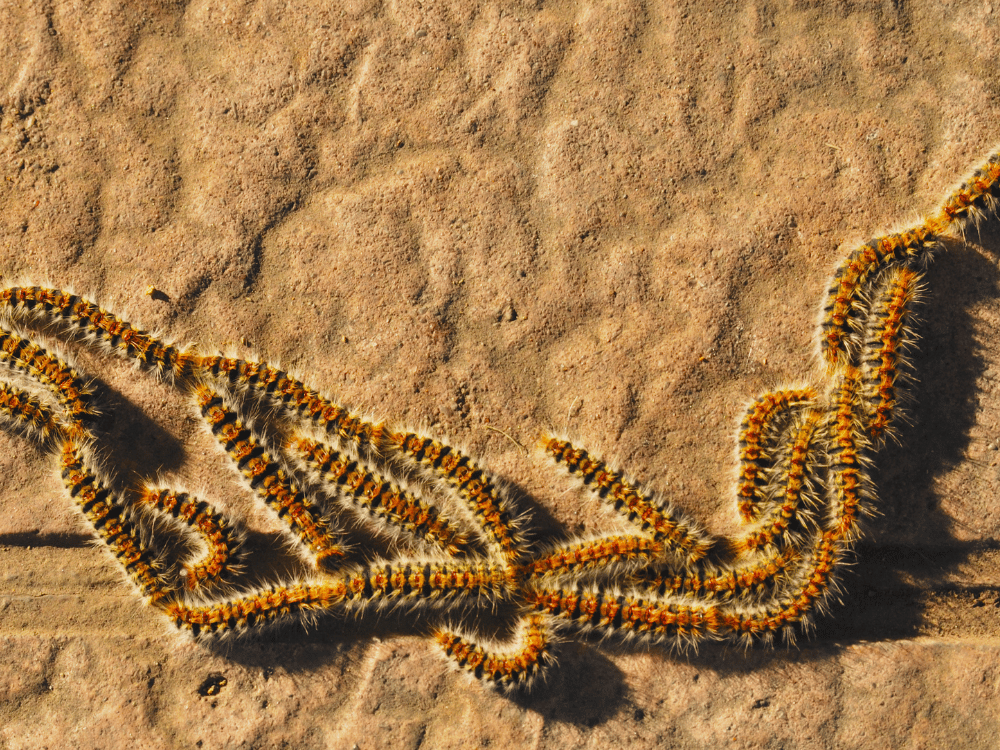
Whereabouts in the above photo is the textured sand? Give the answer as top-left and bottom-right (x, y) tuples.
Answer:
(3, 1), (1000, 748)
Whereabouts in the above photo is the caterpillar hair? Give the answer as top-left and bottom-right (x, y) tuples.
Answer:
(735, 388), (817, 522)
(137, 486), (248, 592)
(859, 267), (924, 448)
(386, 428), (526, 567)
(290, 432), (471, 557)
(434, 614), (557, 693)
(193, 383), (348, 571)
(525, 534), (664, 582)
(540, 435), (714, 565)
(0, 324), (98, 432)
(196, 354), (387, 454)
(737, 407), (825, 554)
(59, 438), (172, 605)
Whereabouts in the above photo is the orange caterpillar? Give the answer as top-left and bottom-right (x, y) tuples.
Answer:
(0, 144), (998, 692)
(137, 487), (247, 592)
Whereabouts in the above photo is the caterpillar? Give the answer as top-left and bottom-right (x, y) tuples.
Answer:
(2, 143), (998, 692)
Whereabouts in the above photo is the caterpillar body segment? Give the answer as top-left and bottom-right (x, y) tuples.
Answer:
(933, 152), (1000, 232)
(819, 226), (936, 370)
(824, 367), (874, 542)
(735, 388), (818, 523)
(60, 439), (173, 605)
(0, 380), (62, 443)
(540, 435), (714, 566)
(738, 407), (826, 554)
(291, 433), (471, 557)
(630, 545), (799, 602)
(0, 286), (197, 380)
(435, 614), (557, 693)
(338, 559), (515, 611)
(859, 267), (924, 448)
(162, 558), (513, 638)
(138, 487), (248, 592)
(525, 534), (664, 582)
(817, 148), (1000, 371)
(194, 384), (348, 570)
(0, 325), (98, 433)
(523, 583), (725, 651)
(196, 354), (387, 453)
(161, 581), (348, 637)
(385, 429), (527, 568)
(721, 530), (846, 647)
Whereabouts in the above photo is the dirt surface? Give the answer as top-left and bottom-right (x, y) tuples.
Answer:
(2, 1), (1000, 748)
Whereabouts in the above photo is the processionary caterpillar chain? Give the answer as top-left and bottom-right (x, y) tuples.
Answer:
(819, 150), (1000, 370)
(291, 434), (472, 557)
(194, 384), (349, 571)
(137, 487), (248, 592)
(1, 143), (998, 691)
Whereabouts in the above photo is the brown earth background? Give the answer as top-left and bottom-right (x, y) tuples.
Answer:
(3, 1), (1000, 748)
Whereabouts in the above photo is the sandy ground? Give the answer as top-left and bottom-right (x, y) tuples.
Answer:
(2, 1), (1000, 748)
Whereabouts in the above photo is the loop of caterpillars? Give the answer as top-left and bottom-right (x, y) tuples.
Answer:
(1, 147), (998, 693)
